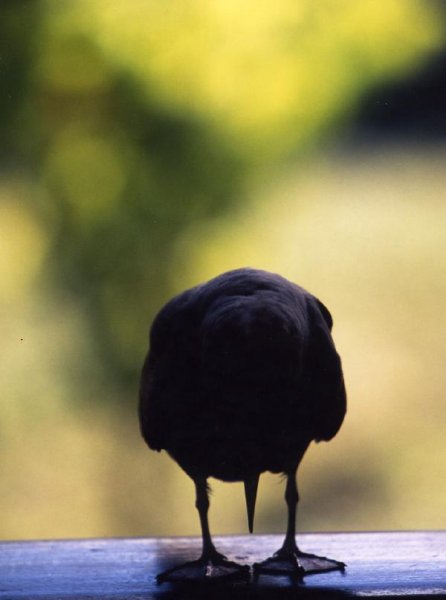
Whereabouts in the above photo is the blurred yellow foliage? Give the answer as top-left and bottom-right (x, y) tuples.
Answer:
(45, 128), (127, 226)
(0, 185), (48, 301)
(63, 0), (444, 157)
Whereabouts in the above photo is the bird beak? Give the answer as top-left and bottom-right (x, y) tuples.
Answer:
(244, 474), (260, 534)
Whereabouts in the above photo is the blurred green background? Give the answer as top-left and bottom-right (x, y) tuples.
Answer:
(1, 0), (445, 540)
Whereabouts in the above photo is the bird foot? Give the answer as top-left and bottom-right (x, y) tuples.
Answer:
(295, 549), (346, 574)
(253, 548), (305, 579)
(157, 552), (250, 584)
(253, 547), (345, 577)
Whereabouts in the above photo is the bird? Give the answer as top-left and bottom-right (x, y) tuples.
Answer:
(139, 268), (347, 582)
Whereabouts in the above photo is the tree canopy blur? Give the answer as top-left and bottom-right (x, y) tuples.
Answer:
(1, 1), (445, 539)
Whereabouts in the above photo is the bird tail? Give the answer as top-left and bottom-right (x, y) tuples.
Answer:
(244, 474), (260, 534)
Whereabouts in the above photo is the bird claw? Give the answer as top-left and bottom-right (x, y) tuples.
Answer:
(156, 556), (250, 584)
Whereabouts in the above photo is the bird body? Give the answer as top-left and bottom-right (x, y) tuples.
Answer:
(139, 268), (347, 581)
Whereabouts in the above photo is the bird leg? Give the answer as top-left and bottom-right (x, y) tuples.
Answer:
(254, 470), (345, 577)
(157, 477), (250, 583)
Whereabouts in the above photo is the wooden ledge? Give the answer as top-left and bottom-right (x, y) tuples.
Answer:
(1, 531), (445, 598)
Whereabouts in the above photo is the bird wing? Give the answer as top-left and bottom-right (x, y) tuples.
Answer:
(139, 288), (199, 451)
(303, 296), (347, 442)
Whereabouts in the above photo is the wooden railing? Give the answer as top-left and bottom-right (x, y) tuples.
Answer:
(1, 531), (445, 598)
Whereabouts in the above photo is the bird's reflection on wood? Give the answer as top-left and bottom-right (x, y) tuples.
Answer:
(139, 268), (347, 582)
(153, 581), (355, 600)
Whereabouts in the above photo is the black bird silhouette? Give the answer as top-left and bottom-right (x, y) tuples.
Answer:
(139, 268), (346, 582)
